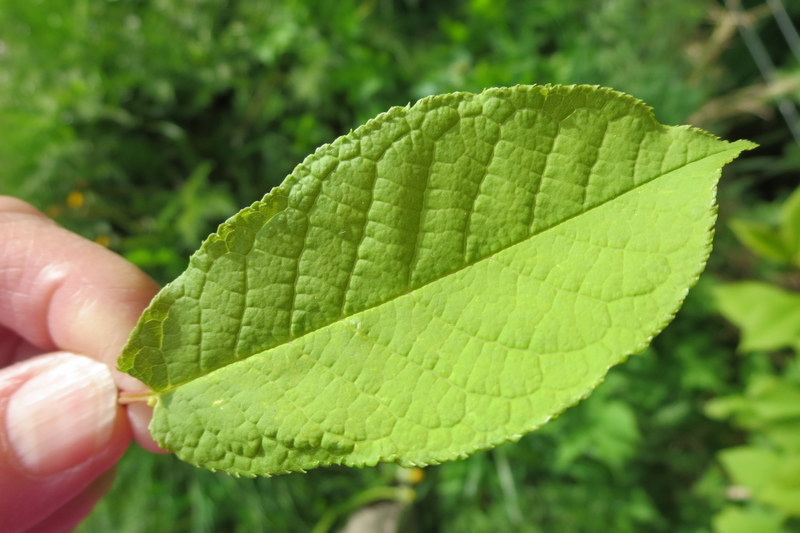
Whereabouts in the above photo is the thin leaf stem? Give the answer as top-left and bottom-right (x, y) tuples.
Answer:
(118, 390), (156, 405)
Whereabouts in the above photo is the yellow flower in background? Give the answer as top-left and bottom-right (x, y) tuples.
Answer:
(397, 466), (425, 485)
(407, 467), (425, 485)
(66, 191), (84, 209)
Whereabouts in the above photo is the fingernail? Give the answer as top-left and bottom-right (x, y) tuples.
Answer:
(6, 353), (118, 475)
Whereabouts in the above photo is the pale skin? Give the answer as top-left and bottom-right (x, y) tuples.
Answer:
(0, 196), (165, 533)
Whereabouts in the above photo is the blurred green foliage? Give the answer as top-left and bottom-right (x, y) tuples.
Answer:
(709, 184), (800, 533)
(2, 0), (800, 532)
(0, 0), (713, 282)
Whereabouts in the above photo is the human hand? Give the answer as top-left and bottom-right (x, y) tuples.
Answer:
(0, 196), (164, 532)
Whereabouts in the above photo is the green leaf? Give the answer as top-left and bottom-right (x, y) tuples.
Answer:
(713, 282), (800, 354)
(712, 506), (788, 533)
(706, 375), (800, 451)
(119, 85), (754, 476)
(720, 446), (800, 516)
(720, 446), (782, 492)
(728, 186), (800, 266)
(729, 219), (792, 264)
(780, 186), (800, 265)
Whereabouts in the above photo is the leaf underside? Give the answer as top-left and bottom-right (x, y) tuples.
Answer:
(119, 85), (754, 476)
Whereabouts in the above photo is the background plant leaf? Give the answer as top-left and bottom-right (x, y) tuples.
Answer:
(729, 219), (792, 264)
(119, 84), (753, 476)
(712, 506), (788, 533)
(719, 446), (800, 517)
(780, 186), (800, 265)
(713, 281), (800, 353)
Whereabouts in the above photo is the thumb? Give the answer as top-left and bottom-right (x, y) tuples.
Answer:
(0, 352), (131, 532)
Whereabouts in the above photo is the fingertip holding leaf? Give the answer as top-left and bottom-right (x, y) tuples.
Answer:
(119, 84), (755, 476)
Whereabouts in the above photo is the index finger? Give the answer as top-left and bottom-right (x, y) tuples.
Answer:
(0, 196), (160, 391)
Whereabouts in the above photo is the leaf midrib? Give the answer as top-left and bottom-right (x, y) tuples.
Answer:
(156, 142), (736, 396)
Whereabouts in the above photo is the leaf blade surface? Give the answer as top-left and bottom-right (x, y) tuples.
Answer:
(120, 85), (754, 475)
